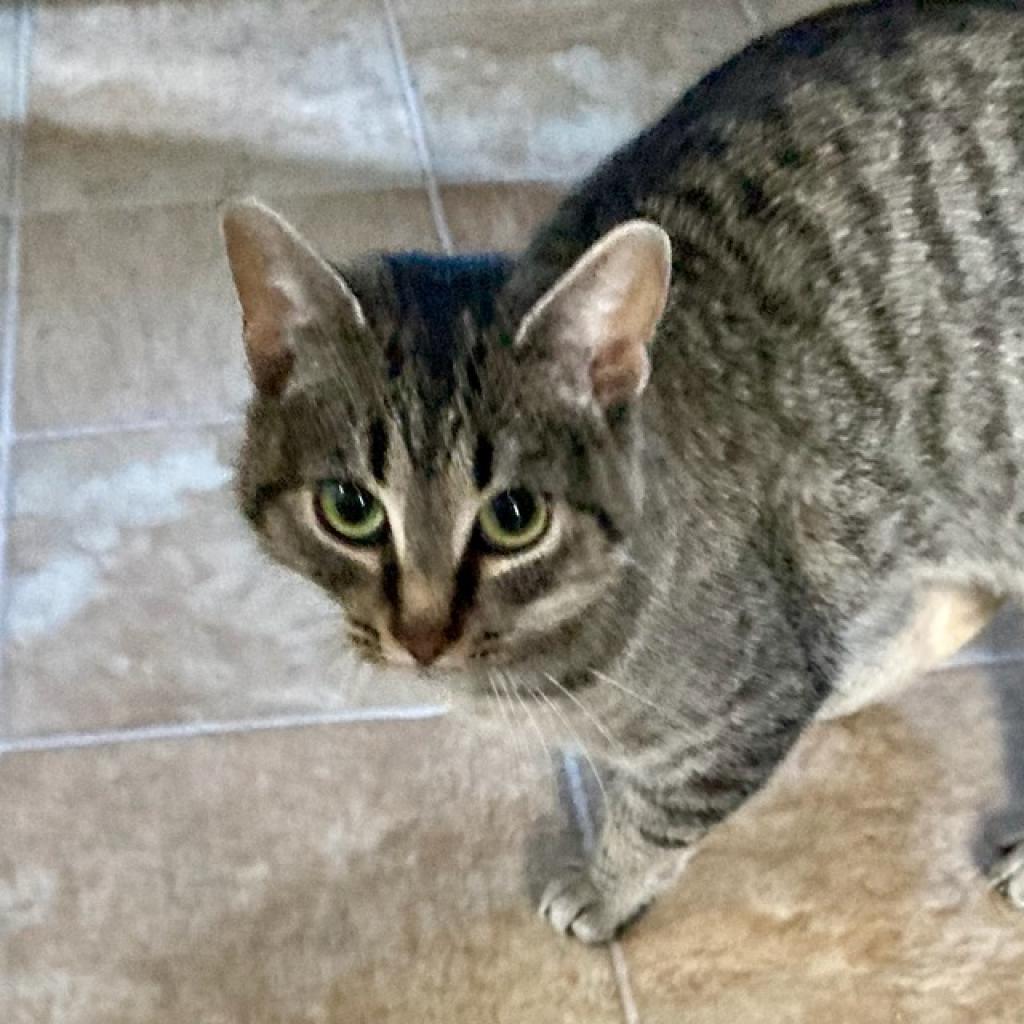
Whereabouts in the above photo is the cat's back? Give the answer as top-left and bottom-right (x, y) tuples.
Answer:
(614, 0), (1024, 196)
(511, 0), (1024, 577)
(691, 0), (1024, 119)
(523, 1), (1024, 440)
(519, 0), (1024, 291)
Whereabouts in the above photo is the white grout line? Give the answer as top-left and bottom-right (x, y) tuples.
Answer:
(736, 0), (763, 32)
(938, 650), (1024, 672)
(380, 0), (454, 255)
(563, 752), (643, 1024)
(15, 411), (245, 444)
(0, 703), (449, 755)
(0, 1), (34, 742)
(609, 943), (641, 1024)
(563, 749), (597, 852)
(0, 0), (32, 463)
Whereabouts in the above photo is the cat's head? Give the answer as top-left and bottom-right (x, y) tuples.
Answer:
(221, 198), (670, 680)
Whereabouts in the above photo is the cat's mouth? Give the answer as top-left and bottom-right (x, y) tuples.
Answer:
(345, 618), (505, 669)
(344, 618), (589, 694)
(346, 613), (574, 676)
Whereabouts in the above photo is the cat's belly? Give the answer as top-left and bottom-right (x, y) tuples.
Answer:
(819, 583), (1003, 721)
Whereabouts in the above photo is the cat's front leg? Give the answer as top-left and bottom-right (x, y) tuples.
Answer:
(539, 671), (820, 944)
(539, 775), (696, 944)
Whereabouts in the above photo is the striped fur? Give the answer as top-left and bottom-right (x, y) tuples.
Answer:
(232, 0), (1024, 943)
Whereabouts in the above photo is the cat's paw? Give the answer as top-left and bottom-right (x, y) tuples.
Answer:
(538, 866), (648, 945)
(988, 835), (1024, 909)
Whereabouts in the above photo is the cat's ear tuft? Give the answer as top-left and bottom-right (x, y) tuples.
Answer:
(220, 196), (365, 397)
(515, 220), (671, 410)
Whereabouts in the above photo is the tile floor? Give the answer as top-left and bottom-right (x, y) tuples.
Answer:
(2, 0), (1024, 1020)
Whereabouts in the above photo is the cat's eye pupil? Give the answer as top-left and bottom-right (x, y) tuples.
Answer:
(331, 482), (373, 523)
(477, 488), (548, 553)
(315, 480), (387, 544)
(491, 489), (536, 534)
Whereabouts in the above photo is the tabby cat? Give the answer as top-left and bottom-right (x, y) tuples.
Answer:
(221, 0), (1024, 943)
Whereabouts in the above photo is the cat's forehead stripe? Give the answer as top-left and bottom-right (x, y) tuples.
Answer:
(473, 435), (494, 491)
(381, 251), (511, 385)
(373, 251), (514, 472)
(367, 417), (389, 483)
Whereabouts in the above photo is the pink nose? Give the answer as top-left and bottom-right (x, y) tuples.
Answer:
(394, 622), (450, 666)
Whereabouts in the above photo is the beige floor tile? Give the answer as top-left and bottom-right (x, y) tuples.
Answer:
(5, 426), (440, 738)
(952, 601), (1024, 665)
(1, 718), (625, 1024)
(393, 0), (706, 14)
(23, 0), (422, 213)
(442, 182), (565, 252)
(15, 189), (438, 432)
(0, 215), (9, 520)
(0, 212), (9, 331)
(622, 662), (1024, 1021)
(401, 0), (753, 185)
(753, 0), (838, 32)
(0, 3), (22, 209)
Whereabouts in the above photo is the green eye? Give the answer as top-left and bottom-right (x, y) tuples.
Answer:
(478, 488), (549, 553)
(314, 480), (387, 544)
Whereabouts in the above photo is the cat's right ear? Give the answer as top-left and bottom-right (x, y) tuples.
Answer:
(220, 197), (366, 397)
(513, 220), (671, 412)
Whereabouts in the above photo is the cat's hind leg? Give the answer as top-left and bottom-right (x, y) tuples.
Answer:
(819, 582), (1002, 721)
(989, 834), (1024, 910)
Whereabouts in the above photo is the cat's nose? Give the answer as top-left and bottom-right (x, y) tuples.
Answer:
(394, 621), (450, 666)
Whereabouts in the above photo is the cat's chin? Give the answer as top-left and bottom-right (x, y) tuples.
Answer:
(382, 656), (571, 702)
(347, 622), (590, 697)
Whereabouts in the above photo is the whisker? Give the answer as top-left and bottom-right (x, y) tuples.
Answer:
(507, 671), (553, 770)
(542, 671), (621, 752)
(487, 670), (529, 786)
(494, 670), (533, 775)
(590, 668), (668, 714)
(531, 683), (608, 810)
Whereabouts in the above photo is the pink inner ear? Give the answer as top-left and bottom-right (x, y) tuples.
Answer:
(590, 336), (649, 408)
(244, 321), (295, 396)
(242, 284), (297, 396)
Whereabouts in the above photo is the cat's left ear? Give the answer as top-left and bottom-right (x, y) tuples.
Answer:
(220, 196), (366, 397)
(515, 220), (671, 410)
